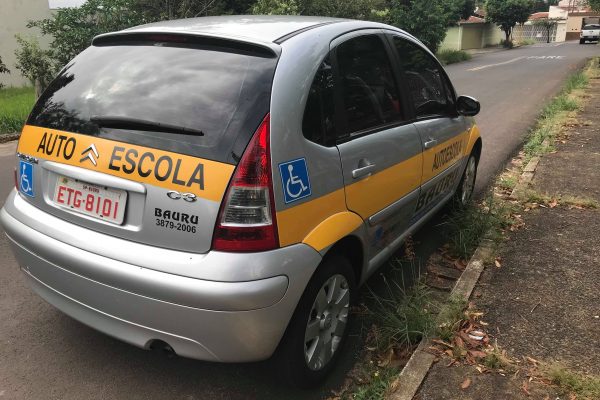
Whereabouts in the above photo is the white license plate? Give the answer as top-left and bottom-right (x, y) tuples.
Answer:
(53, 176), (127, 224)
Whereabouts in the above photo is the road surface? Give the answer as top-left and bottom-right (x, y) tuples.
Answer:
(0, 42), (598, 400)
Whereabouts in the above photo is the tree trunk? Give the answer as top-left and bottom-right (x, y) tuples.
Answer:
(503, 28), (511, 46)
(34, 79), (44, 99)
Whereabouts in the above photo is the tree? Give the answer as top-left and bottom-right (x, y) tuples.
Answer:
(486, 0), (534, 45)
(14, 36), (54, 96)
(587, 0), (600, 11)
(29, 0), (144, 68)
(0, 56), (9, 90)
(129, 0), (250, 21)
(29, 0), (257, 73)
(388, 0), (471, 52)
(458, 0), (477, 20)
(533, 0), (559, 12)
(252, 0), (299, 14)
(533, 17), (560, 43)
(252, 0), (387, 19)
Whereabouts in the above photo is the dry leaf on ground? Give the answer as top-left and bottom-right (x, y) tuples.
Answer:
(461, 377), (472, 389)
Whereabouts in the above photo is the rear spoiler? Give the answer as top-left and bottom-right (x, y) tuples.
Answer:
(92, 32), (278, 58)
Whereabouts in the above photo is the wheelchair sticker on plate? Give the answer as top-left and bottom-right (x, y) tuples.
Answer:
(19, 160), (35, 197)
(279, 158), (311, 204)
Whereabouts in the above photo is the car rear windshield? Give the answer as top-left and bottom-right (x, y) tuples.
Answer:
(28, 37), (278, 164)
(583, 24), (600, 29)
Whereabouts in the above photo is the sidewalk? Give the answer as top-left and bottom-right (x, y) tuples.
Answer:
(415, 76), (600, 398)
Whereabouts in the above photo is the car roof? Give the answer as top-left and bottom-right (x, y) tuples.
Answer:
(117, 15), (348, 44)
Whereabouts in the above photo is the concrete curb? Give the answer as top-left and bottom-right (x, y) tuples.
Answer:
(510, 138), (550, 198)
(389, 129), (551, 400)
(388, 241), (495, 400)
(0, 132), (20, 144)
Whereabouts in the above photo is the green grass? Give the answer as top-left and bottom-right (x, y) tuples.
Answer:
(442, 198), (514, 261)
(546, 365), (600, 400)
(564, 71), (589, 92)
(498, 176), (517, 191)
(522, 65), (596, 160)
(436, 49), (472, 65)
(0, 87), (35, 134)
(350, 367), (399, 400)
(435, 294), (467, 342)
(517, 39), (536, 46)
(370, 270), (436, 351)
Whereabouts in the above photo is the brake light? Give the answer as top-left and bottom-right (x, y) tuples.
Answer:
(212, 115), (279, 252)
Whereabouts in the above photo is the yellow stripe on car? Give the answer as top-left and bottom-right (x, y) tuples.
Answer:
(17, 125), (235, 202)
(277, 127), (480, 252)
(421, 130), (469, 183)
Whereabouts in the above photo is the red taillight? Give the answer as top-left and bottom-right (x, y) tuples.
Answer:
(212, 114), (279, 252)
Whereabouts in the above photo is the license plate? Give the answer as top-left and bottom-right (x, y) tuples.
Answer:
(53, 176), (127, 224)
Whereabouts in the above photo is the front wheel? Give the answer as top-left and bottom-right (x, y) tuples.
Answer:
(277, 254), (355, 388)
(580, 39), (586, 44)
(454, 153), (478, 207)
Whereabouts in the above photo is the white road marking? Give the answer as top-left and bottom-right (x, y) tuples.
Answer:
(468, 56), (526, 71)
(526, 55), (565, 59)
(0, 141), (17, 157)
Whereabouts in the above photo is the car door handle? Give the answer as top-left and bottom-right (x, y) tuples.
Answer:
(424, 138), (438, 149)
(352, 162), (376, 179)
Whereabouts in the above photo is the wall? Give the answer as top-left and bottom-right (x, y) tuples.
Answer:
(461, 24), (484, 49)
(0, 0), (53, 87)
(556, 21), (568, 42)
(441, 23), (504, 51)
(482, 23), (504, 47)
(440, 26), (461, 51)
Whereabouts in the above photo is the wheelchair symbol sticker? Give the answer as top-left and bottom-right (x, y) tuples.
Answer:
(279, 158), (311, 204)
(19, 160), (35, 197)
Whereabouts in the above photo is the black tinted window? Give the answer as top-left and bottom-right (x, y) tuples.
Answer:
(337, 35), (403, 137)
(28, 41), (277, 164)
(393, 37), (452, 118)
(303, 56), (335, 145)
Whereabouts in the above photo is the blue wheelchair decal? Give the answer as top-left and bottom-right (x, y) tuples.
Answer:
(279, 158), (312, 204)
(19, 160), (35, 197)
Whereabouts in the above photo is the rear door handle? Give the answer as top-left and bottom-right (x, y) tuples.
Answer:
(352, 160), (376, 179)
(424, 138), (438, 149)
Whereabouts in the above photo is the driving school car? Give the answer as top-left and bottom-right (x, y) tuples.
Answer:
(1, 16), (481, 387)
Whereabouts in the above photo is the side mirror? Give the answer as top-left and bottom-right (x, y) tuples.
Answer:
(456, 95), (481, 117)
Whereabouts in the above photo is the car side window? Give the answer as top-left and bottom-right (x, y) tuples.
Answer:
(336, 35), (404, 139)
(392, 37), (453, 119)
(303, 56), (336, 145)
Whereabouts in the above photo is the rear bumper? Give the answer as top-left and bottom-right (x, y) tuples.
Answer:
(1, 191), (322, 362)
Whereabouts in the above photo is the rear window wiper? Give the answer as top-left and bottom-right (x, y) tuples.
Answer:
(90, 116), (205, 136)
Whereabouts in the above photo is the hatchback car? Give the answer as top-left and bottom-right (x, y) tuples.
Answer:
(1, 16), (481, 387)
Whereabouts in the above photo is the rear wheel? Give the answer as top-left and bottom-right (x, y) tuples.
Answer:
(454, 153), (478, 207)
(277, 254), (355, 388)
(580, 39), (586, 44)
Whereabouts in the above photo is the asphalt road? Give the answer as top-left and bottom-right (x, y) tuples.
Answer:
(0, 42), (598, 400)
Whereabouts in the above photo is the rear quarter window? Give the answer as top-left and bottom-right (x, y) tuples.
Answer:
(28, 38), (278, 164)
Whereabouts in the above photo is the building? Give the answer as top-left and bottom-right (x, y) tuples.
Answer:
(0, 0), (54, 87)
(554, 1), (599, 41)
(440, 17), (504, 51)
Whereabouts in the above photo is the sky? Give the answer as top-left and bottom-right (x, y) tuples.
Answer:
(48, 0), (86, 8)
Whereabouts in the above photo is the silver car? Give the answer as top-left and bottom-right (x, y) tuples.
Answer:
(1, 16), (481, 387)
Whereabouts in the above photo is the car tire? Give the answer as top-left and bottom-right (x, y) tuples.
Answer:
(580, 39), (585, 44)
(453, 152), (478, 207)
(277, 254), (356, 388)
